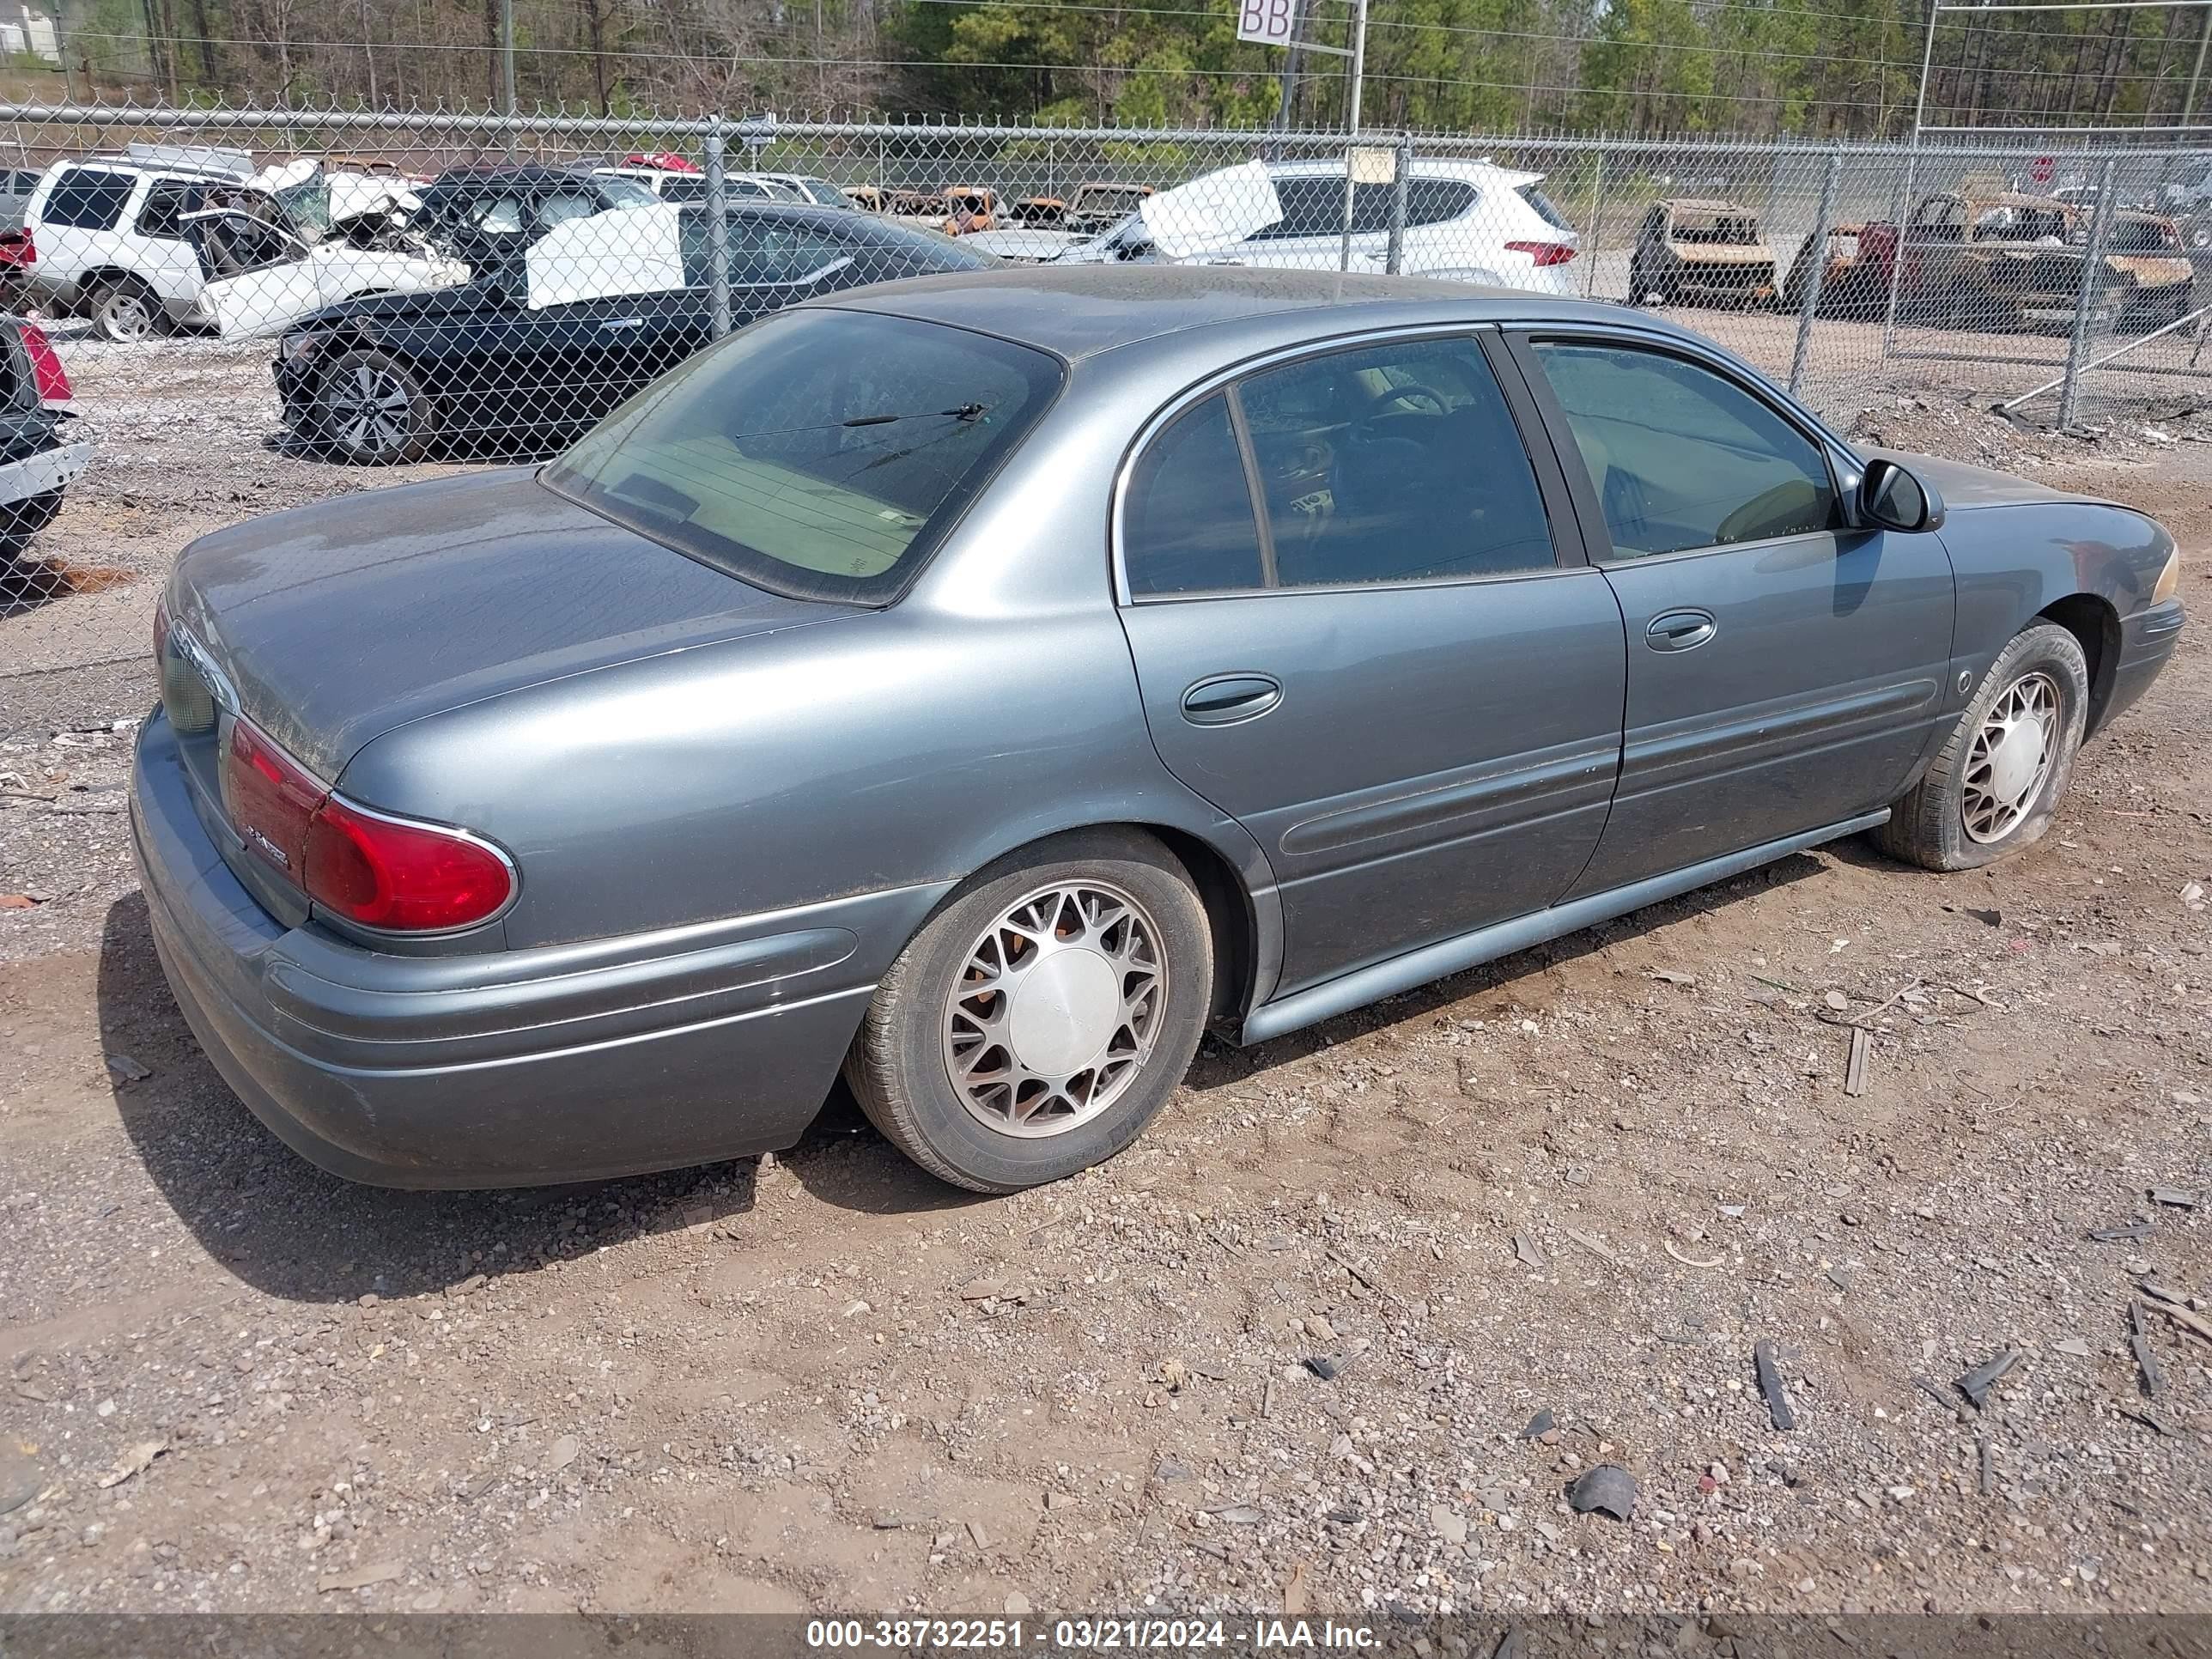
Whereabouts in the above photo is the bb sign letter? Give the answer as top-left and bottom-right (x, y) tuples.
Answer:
(1237, 0), (1297, 47)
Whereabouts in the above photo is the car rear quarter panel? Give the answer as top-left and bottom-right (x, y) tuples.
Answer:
(333, 386), (1279, 991)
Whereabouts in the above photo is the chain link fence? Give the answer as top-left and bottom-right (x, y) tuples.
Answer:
(0, 100), (2207, 617)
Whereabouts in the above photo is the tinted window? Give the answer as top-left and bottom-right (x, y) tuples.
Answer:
(681, 216), (853, 287)
(536, 191), (599, 232)
(659, 175), (708, 203)
(40, 166), (132, 231)
(597, 175), (659, 207)
(1255, 175), (1346, 240)
(799, 179), (849, 206)
(1123, 395), (1266, 597)
(137, 181), (196, 240)
(1532, 342), (1835, 559)
(547, 309), (1060, 604)
(1239, 337), (1553, 586)
(1405, 179), (1478, 228)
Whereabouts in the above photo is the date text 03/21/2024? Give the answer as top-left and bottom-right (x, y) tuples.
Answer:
(803, 1619), (1382, 1650)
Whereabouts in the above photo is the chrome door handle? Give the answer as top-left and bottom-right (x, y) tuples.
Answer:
(1181, 673), (1282, 726)
(1644, 610), (1717, 653)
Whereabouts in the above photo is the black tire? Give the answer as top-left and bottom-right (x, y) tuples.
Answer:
(843, 827), (1214, 1194)
(314, 348), (434, 465)
(1875, 622), (2091, 872)
(88, 277), (161, 343)
(0, 488), (64, 559)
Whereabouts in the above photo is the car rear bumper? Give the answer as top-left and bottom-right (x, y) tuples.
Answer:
(2100, 598), (2184, 733)
(0, 436), (89, 506)
(131, 709), (939, 1188)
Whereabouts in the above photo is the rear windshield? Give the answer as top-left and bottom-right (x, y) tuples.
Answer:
(1516, 183), (1573, 232)
(546, 307), (1062, 604)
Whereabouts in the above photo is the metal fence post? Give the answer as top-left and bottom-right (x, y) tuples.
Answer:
(1386, 130), (1412, 275)
(2057, 155), (2121, 429)
(1582, 148), (1605, 300)
(704, 122), (732, 340)
(1790, 149), (1843, 398)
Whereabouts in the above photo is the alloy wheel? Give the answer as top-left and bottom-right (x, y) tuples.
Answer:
(1961, 670), (2059, 843)
(325, 364), (415, 459)
(941, 879), (1167, 1138)
(99, 289), (153, 342)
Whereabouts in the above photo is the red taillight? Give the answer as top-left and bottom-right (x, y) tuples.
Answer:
(0, 228), (33, 270)
(1506, 240), (1577, 267)
(19, 320), (70, 404)
(303, 796), (514, 933)
(220, 715), (514, 933)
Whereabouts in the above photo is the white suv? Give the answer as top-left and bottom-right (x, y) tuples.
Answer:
(23, 144), (459, 342)
(1066, 158), (1582, 295)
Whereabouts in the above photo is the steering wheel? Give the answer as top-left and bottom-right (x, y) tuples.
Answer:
(1364, 381), (1450, 419)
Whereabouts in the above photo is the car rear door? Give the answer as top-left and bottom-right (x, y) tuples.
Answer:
(1504, 327), (1956, 896)
(1115, 328), (1626, 997)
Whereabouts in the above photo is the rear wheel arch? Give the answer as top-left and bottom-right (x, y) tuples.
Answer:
(2037, 592), (2122, 735)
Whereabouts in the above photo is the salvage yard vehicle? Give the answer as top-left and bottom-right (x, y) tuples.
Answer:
(274, 199), (994, 462)
(21, 147), (456, 341)
(137, 266), (2184, 1194)
(406, 164), (657, 260)
(0, 316), (84, 563)
(1064, 180), (1155, 235)
(1054, 158), (1581, 292)
(1630, 198), (1778, 307)
(1891, 189), (2195, 332)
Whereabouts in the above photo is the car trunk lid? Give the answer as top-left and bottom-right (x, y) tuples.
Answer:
(162, 465), (862, 787)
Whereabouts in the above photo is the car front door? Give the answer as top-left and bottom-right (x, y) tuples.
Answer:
(1115, 330), (1626, 997)
(1506, 330), (1957, 897)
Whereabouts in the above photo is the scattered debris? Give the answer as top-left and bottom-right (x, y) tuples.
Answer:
(541, 1435), (581, 1474)
(2087, 1218), (2154, 1243)
(2051, 1337), (2093, 1358)
(1978, 1434), (1994, 1497)
(1955, 1347), (2024, 1409)
(1560, 1225), (1620, 1266)
(1282, 1559), (1312, 1616)
(966, 1518), (992, 1550)
(1303, 1356), (1340, 1382)
(2130, 1301), (2166, 1398)
(1666, 1240), (1723, 1269)
(1565, 1463), (1638, 1522)
(316, 1560), (404, 1594)
(1520, 1408), (1555, 1441)
(1844, 1026), (1872, 1097)
(2141, 1295), (2212, 1346)
(102, 1052), (151, 1083)
(1753, 1340), (1797, 1431)
(958, 1276), (1003, 1301)
(1649, 969), (1697, 987)
(2119, 1405), (2177, 1437)
(1512, 1233), (1547, 1270)
(1213, 1504), (1264, 1526)
(94, 1439), (167, 1490)
(2147, 1188), (2197, 1209)
(0, 893), (38, 909)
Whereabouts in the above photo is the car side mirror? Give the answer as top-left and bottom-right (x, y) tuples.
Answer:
(1858, 457), (1944, 532)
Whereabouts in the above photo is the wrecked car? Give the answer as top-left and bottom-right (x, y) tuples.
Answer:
(1870, 190), (2195, 333)
(0, 316), (86, 565)
(272, 199), (994, 464)
(1064, 180), (1155, 235)
(1630, 198), (1778, 308)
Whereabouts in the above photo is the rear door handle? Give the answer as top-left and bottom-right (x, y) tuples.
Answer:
(1181, 673), (1282, 726)
(1644, 609), (1717, 653)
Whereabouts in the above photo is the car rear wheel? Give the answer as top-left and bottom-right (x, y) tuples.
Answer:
(88, 278), (160, 343)
(0, 488), (64, 558)
(1875, 622), (2090, 872)
(843, 828), (1213, 1193)
(315, 349), (434, 465)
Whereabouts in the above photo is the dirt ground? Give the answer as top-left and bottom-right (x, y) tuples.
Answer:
(2, 340), (2210, 1620)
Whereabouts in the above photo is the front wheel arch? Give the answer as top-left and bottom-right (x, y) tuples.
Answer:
(2037, 592), (2122, 736)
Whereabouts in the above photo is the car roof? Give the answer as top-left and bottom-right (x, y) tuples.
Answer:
(1268, 156), (1540, 187)
(817, 264), (1675, 362)
(426, 164), (604, 188)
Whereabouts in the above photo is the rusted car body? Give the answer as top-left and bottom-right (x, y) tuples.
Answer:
(1630, 198), (1778, 307)
(1065, 181), (1154, 235)
(1878, 190), (2194, 332)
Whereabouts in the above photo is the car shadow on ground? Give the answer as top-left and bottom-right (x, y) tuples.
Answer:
(97, 848), (1846, 1304)
(94, 892), (979, 1307)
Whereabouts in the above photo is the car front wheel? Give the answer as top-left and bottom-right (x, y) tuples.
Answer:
(1875, 621), (2090, 871)
(844, 828), (1214, 1193)
(88, 278), (160, 343)
(315, 349), (434, 465)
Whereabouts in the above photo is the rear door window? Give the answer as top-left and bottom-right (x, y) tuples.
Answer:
(1123, 395), (1267, 597)
(40, 166), (134, 231)
(137, 181), (197, 240)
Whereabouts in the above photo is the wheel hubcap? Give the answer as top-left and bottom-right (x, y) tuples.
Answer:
(943, 879), (1166, 1139)
(327, 367), (412, 456)
(106, 295), (148, 337)
(1962, 670), (2059, 843)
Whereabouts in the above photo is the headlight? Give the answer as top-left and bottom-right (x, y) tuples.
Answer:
(2154, 544), (2182, 605)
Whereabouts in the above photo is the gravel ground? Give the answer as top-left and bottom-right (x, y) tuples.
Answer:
(1, 343), (2209, 1620)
